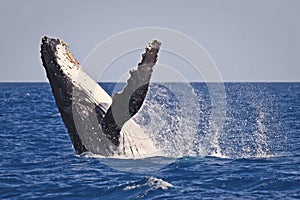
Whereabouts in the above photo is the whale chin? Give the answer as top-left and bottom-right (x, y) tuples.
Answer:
(41, 36), (163, 158)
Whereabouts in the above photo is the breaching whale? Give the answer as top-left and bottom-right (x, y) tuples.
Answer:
(41, 36), (162, 158)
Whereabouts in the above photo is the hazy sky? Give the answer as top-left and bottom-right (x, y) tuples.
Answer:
(0, 0), (299, 82)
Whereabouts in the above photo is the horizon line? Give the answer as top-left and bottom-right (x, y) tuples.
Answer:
(0, 80), (299, 83)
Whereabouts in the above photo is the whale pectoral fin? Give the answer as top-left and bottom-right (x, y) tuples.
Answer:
(101, 40), (161, 146)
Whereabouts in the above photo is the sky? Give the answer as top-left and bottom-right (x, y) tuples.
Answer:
(0, 0), (299, 82)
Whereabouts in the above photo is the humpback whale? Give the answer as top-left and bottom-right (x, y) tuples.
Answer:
(41, 36), (162, 158)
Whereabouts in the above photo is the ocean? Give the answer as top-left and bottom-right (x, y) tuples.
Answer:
(0, 82), (299, 199)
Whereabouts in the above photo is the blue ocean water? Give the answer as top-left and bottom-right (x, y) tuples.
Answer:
(0, 82), (299, 199)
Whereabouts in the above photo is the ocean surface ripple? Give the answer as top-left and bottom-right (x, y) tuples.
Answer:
(0, 82), (299, 199)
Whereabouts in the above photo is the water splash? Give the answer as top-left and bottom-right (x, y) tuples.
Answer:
(142, 83), (281, 159)
(123, 177), (173, 191)
(135, 82), (201, 157)
(111, 83), (280, 160)
(253, 110), (270, 157)
(121, 177), (173, 198)
(218, 83), (278, 159)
